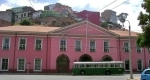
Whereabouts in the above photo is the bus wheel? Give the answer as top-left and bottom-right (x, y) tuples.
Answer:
(80, 70), (85, 75)
(105, 70), (111, 75)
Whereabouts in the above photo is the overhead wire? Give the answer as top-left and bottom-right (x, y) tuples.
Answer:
(28, 0), (35, 9)
(98, 0), (118, 11)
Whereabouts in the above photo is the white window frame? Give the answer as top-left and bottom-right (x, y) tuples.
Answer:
(123, 42), (129, 53)
(59, 38), (67, 51)
(0, 57), (9, 71)
(103, 40), (110, 52)
(137, 59), (143, 71)
(89, 40), (96, 52)
(124, 59), (130, 71)
(34, 38), (43, 51)
(18, 37), (27, 50)
(2, 37), (11, 50)
(75, 39), (82, 52)
(34, 58), (42, 71)
(136, 43), (142, 53)
(17, 58), (26, 71)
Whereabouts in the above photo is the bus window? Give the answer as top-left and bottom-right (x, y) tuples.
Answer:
(104, 64), (108, 67)
(115, 63), (119, 67)
(119, 63), (123, 68)
(80, 64), (84, 68)
(86, 64), (90, 68)
(99, 64), (103, 68)
(95, 64), (98, 68)
(111, 64), (114, 67)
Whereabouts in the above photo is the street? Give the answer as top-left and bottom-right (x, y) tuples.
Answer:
(0, 74), (140, 80)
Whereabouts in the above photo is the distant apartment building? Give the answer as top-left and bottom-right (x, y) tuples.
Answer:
(75, 10), (100, 25)
(32, 10), (42, 19)
(44, 3), (76, 18)
(0, 11), (15, 24)
(7, 6), (35, 23)
(101, 9), (117, 24)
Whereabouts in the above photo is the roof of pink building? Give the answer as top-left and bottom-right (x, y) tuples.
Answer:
(109, 30), (139, 37)
(0, 25), (61, 33)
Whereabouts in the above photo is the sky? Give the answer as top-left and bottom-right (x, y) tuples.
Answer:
(0, 0), (145, 32)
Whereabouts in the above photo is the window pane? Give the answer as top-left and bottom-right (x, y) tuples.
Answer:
(34, 58), (41, 70)
(1, 58), (8, 70)
(18, 59), (25, 70)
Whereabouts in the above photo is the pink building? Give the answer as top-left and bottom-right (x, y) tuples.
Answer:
(0, 21), (149, 73)
(75, 10), (100, 25)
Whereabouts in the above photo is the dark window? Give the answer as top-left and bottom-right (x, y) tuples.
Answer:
(145, 70), (150, 74)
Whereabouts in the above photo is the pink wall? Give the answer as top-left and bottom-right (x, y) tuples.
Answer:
(76, 10), (100, 25)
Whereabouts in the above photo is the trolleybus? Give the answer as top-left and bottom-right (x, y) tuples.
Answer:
(72, 61), (124, 75)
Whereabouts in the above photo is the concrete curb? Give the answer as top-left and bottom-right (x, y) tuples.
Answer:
(126, 77), (140, 80)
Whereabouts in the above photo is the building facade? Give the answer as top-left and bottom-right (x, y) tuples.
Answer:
(101, 9), (118, 24)
(32, 10), (43, 19)
(7, 6), (35, 23)
(44, 3), (76, 18)
(75, 10), (100, 25)
(0, 11), (15, 24)
(0, 21), (149, 73)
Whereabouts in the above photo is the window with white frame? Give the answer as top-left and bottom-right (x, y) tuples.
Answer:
(1, 58), (8, 71)
(90, 40), (96, 52)
(17, 58), (25, 71)
(19, 38), (26, 50)
(124, 60), (130, 71)
(137, 59), (142, 71)
(104, 41), (109, 52)
(34, 58), (42, 71)
(2, 37), (10, 50)
(35, 38), (42, 50)
(75, 40), (81, 51)
(60, 39), (66, 51)
(136, 45), (142, 53)
(124, 42), (129, 52)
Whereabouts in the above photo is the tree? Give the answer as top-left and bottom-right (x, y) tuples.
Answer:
(136, 0), (150, 47)
(19, 19), (33, 26)
(101, 22), (108, 27)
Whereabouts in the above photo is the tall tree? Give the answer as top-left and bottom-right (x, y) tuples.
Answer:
(136, 0), (150, 47)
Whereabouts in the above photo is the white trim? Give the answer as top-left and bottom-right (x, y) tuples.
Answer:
(33, 58), (42, 72)
(124, 59), (130, 71)
(0, 57), (9, 71)
(123, 41), (129, 53)
(34, 38), (43, 51)
(18, 37), (27, 50)
(137, 59), (143, 71)
(2, 37), (11, 50)
(103, 40), (110, 52)
(17, 58), (26, 71)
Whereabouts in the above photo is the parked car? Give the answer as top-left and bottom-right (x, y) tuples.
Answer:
(141, 68), (150, 80)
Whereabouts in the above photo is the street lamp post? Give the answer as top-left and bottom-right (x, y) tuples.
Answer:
(118, 13), (133, 79)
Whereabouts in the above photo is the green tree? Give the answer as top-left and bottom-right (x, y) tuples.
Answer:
(136, 0), (150, 47)
(101, 22), (108, 27)
(19, 19), (33, 26)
